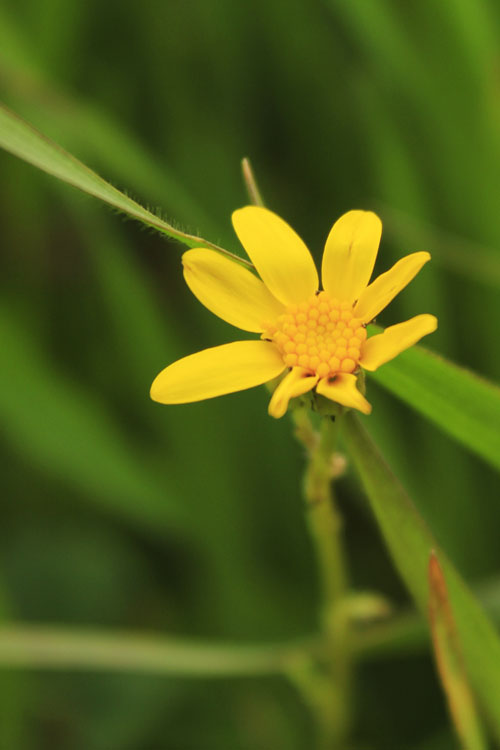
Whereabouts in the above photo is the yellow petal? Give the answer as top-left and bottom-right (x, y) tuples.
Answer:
(182, 249), (285, 333)
(354, 251), (431, 323)
(232, 206), (319, 306)
(322, 210), (382, 304)
(268, 367), (318, 419)
(316, 373), (372, 414)
(360, 314), (438, 371)
(151, 340), (286, 404)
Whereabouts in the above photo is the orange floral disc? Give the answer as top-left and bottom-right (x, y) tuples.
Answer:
(264, 291), (367, 379)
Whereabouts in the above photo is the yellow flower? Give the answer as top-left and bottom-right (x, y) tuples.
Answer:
(151, 208), (437, 418)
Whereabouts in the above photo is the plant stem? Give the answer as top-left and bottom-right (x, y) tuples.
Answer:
(304, 417), (347, 615)
(241, 156), (265, 207)
(0, 625), (316, 677)
(291, 409), (352, 749)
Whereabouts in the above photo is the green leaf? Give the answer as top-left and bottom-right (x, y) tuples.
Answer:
(0, 4), (223, 240)
(344, 413), (500, 741)
(0, 625), (312, 678)
(428, 551), (487, 750)
(0, 103), (247, 264)
(367, 334), (500, 472)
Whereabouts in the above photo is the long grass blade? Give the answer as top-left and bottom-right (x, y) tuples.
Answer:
(344, 413), (500, 741)
(428, 551), (487, 750)
(0, 103), (248, 264)
(367, 334), (500, 472)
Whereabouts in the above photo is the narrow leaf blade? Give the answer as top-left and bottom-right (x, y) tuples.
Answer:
(367, 334), (500, 471)
(344, 413), (500, 740)
(428, 551), (487, 750)
(0, 102), (238, 258)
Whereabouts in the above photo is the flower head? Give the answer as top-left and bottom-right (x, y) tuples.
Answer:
(151, 208), (437, 417)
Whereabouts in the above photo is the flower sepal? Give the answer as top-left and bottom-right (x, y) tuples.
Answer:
(312, 392), (345, 419)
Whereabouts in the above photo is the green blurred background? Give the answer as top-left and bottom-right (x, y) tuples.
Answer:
(1, 0), (500, 748)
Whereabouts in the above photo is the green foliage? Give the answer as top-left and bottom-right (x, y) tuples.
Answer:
(344, 415), (494, 740)
(0, 305), (189, 534)
(1, 0), (500, 748)
(0, 103), (239, 258)
(369, 334), (500, 471)
(428, 552), (487, 750)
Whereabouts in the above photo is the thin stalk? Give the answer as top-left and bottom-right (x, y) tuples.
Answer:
(241, 157), (265, 207)
(304, 418), (348, 614)
(0, 625), (316, 678)
(291, 409), (353, 749)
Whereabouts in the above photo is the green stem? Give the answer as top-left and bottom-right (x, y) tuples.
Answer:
(291, 409), (352, 749)
(0, 625), (316, 677)
(304, 418), (347, 616)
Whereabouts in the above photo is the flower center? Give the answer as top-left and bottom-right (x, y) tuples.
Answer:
(265, 291), (367, 379)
